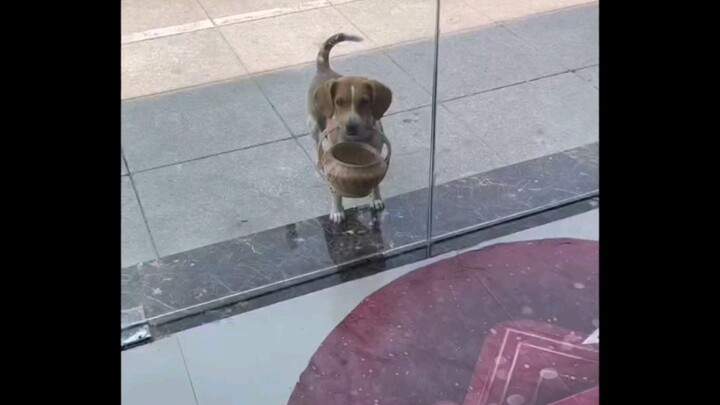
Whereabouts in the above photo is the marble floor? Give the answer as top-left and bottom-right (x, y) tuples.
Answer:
(121, 208), (599, 405)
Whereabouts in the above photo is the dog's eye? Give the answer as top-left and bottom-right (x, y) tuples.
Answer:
(335, 98), (345, 106)
(359, 97), (370, 105)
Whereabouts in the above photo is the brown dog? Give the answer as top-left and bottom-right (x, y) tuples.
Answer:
(307, 33), (393, 224)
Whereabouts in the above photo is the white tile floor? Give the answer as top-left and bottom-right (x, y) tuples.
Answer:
(121, 208), (598, 405)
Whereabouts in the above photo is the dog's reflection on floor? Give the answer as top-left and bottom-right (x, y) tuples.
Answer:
(284, 223), (301, 250)
(320, 208), (387, 267)
(282, 207), (388, 283)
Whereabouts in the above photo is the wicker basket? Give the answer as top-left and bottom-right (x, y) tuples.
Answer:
(317, 125), (392, 198)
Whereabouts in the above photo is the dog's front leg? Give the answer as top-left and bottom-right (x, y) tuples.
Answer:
(371, 120), (386, 211)
(370, 186), (385, 211)
(330, 193), (346, 223)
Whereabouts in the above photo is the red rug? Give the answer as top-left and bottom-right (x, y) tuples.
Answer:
(288, 238), (599, 405)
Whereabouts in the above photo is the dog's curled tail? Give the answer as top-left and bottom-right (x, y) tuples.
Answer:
(316, 33), (363, 72)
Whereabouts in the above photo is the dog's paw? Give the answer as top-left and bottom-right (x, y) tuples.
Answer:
(371, 199), (385, 211)
(330, 210), (346, 224)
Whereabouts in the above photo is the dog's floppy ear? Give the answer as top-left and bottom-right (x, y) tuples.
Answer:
(313, 80), (337, 118)
(367, 80), (392, 120)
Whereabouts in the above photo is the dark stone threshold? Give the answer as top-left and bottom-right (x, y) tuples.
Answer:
(149, 197), (598, 343)
(121, 142), (598, 344)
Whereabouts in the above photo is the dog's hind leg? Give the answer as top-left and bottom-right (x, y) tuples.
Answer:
(308, 116), (323, 144)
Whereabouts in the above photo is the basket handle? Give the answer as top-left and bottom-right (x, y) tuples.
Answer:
(316, 126), (335, 173)
(380, 132), (392, 166)
(316, 125), (392, 170)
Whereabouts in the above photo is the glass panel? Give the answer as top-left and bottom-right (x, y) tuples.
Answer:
(121, 0), (438, 333)
(122, 3), (600, 403)
(426, 0), (600, 402)
(429, 0), (599, 243)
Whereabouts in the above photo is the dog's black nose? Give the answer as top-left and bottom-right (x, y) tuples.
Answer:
(345, 122), (359, 135)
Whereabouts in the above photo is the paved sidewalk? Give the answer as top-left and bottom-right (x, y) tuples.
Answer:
(121, 1), (599, 267)
(121, 0), (595, 99)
